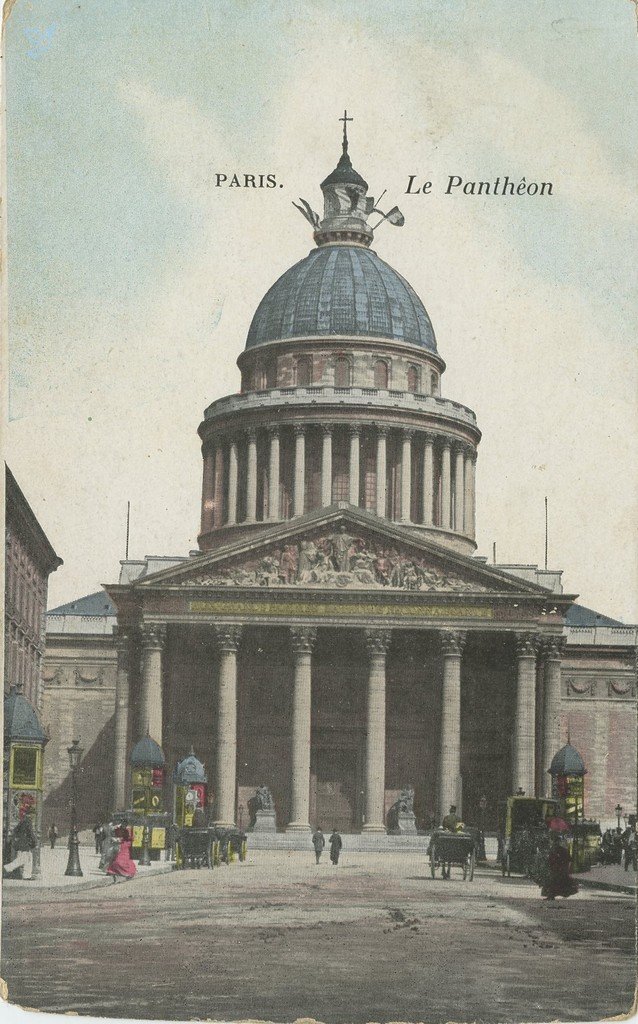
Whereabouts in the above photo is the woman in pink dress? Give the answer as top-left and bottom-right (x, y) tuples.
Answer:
(106, 826), (137, 882)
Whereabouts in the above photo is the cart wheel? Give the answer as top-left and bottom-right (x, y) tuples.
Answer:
(429, 849), (436, 878)
(462, 857), (468, 881)
(501, 853), (506, 877)
(213, 841), (221, 867)
(240, 840), (247, 862)
(506, 852), (511, 877)
(468, 849), (475, 882)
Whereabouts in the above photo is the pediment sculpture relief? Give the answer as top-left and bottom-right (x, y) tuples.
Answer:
(182, 528), (490, 593)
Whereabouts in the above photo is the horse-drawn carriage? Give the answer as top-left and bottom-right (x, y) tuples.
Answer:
(428, 829), (478, 881)
(175, 825), (248, 869)
(498, 796), (560, 877)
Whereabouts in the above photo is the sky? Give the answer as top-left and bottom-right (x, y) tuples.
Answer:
(4, 0), (638, 621)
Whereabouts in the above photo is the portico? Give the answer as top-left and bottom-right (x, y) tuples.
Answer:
(106, 507), (574, 833)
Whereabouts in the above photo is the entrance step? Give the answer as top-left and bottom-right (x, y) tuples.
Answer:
(246, 832), (499, 855)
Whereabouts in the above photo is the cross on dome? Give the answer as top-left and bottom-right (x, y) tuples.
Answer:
(339, 109), (353, 153)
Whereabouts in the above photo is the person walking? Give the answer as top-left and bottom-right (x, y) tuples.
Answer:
(329, 829), (342, 865)
(106, 825), (137, 883)
(3, 811), (37, 880)
(48, 823), (58, 849)
(312, 827), (325, 864)
(93, 822), (105, 854)
(540, 835), (578, 901)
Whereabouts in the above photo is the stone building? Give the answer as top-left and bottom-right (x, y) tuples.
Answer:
(4, 466), (62, 708)
(42, 128), (637, 833)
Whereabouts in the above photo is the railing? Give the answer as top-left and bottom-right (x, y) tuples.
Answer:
(204, 386), (478, 426)
(565, 625), (638, 647)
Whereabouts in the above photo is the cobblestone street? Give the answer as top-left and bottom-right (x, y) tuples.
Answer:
(2, 850), (635, 1023)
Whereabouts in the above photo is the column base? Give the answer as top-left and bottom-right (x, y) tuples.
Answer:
(285, 822), (312, 833)
(361, 823), (387, 834)
(213, 819), (236, 829)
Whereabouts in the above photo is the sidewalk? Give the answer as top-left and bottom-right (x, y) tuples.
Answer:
(2, 844), (173, 892)
(575, 862), (636, 895)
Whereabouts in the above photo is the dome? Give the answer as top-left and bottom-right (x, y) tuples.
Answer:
(174, 751), (207, 785)
(4, 687), (47, 743)
(130, 736), (165, 768)
(548, 743), (587, 776)
(245, 245), (437, 352)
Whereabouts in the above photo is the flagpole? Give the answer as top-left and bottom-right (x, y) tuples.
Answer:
(125, 501), (130, 560)
(544, 496), (548, 570)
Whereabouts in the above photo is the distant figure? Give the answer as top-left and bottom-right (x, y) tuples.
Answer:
(312, 827), (325, 864)
(442, 805), (459, 832)
(3, 812), (36, 880)
(329, 830), (342, 865)
(106, 825), (137, 882)
(48, 823), (58, 849)
(541, 835), (578, 901)
(93, 822), (105, 854)
(99, 822), (119, 871)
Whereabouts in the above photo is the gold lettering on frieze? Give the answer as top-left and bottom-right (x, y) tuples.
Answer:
(188, 599), (494, 620)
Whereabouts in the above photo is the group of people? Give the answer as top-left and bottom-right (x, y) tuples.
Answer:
(600, 826), (637, 870)
(312, 828), (342, 865)
(96, 820), (137, 882)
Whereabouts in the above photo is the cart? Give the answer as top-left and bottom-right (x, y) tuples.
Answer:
(429, 830), (476, 881)
(175, 827), (217, 869)
(498, 797), (560, 877)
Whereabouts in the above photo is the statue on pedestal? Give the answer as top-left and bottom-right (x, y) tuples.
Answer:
(249, 784), (277, 832)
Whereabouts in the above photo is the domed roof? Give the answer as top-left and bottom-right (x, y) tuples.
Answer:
(548, 743), (587, 776)
(130, 736), (165, 768)
(4, 687), (47, 743)
(245, 245), (437, 352)
(174, 751), (207, 785)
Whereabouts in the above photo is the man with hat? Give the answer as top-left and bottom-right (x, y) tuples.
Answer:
(442, 805), (460, 832)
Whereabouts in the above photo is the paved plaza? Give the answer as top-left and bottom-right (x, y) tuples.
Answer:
(2, 849), (636, 1024)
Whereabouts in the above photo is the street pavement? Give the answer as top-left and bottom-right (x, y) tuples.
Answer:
(3, 844), (172, 891)
(2, 850), (635, 1024)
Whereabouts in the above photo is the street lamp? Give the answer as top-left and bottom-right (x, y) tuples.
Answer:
(615, 804), (623, 830)
(65, 739), (84, 877)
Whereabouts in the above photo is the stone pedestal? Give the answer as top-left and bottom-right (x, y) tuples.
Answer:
(393, 811), (417, 835)
(251, 809), (277, 833)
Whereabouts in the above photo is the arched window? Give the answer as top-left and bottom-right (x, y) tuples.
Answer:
(374, 359), (389, 389)
(334, 356), (351, 387)
(407, 365), (419, 393)
(431, 372), (439, 395)
(296, 355), (312, 387)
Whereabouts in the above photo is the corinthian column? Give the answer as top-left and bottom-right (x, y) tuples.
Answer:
(513, 632), (540, 795)
(293, 425), (306, 517)
(464, 446), (476, 537)
(438, 630), (466, 819)
(227, 439), (239, 526)
(542, 636), (564, 797)
(113, 627), (131, 812)
(213, 625), (243, 826)
(245, 429), (258, 523)
(321, 425), (333, 507)
(201, 447), (215, 535)
(363, 629), (392, 832)
(400, 429), (414, 522)
(453, 444), (465, 533)
(375, 426), (387, 518)
(139, 624), (166, 746)
(440, 441), (452, 530)
(287, 626), (317, 832)
(349, 425), (361, 506)
(268, 427), (280, 520)
(422, 432), (434, 526)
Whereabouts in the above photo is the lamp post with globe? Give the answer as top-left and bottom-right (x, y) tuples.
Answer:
(65, 739), (84, 877)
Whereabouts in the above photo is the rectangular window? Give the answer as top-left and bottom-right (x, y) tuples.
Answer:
(10, 746), (40, 789)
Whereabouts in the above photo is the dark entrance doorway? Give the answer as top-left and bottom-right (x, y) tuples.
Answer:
(311, 747), (359, 832)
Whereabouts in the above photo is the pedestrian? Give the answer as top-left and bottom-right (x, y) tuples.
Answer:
(48, 823), (58, 849)
(99, 821), (119, 871)
(442, 805), (459, 831)
(329, 829), (342, 865)
(540, 835), (578, 901)
(312, 827), (325, 864)
(3, 811), (37, 880)
(93, 822), (105, 854)
(106, 825), (137, 883)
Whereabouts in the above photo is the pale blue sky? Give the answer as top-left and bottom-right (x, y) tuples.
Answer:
(5, 0), (638, 619)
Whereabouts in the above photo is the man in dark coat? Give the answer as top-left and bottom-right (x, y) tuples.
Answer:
(312, 827), (325, 864)
(329, 829), (342, 865)
(442, 805), (459, 831)
(3, 813), (36, 879)
(48, 823), (58, 849)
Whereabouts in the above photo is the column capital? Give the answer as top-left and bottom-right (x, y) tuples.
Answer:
(247, 427), (258, 442)
(541, 634), (566, 660)
(268, 425), (280, 440)
(214, 624), (243, 652)
(139, 624), (166, 651)
(403, 428), (415, 442)
(439, 629), (467, 656)
(422, 430), (435, 445)
(463, 442), (477, 461)
(113, 625), (132, 657)
(349, 423), (362, 438)
(364, 628), (392, 656)
(290, 626), (317, 654)
(377, 424), (389, 438)
(293, 423), (306, 438)
(515, 631), (542, 658)
(440, 437), (452, 451)
(321, 423), (333, 437)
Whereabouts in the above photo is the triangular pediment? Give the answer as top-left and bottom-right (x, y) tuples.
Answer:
(132, 506), (551, 597)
